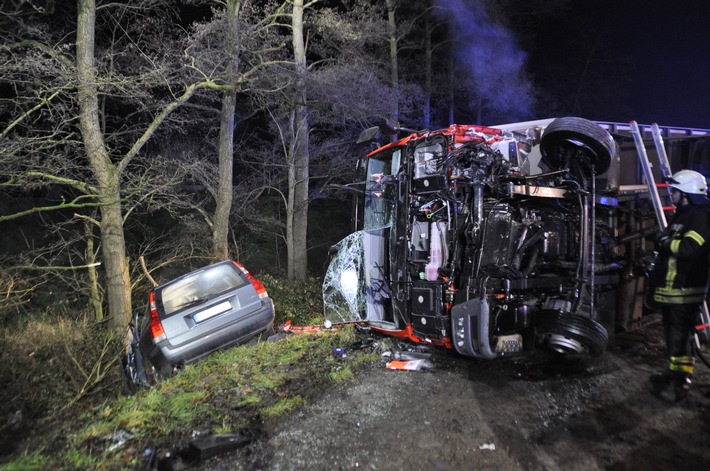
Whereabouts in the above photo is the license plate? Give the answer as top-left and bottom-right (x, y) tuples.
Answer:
(193, 301), (232, 323)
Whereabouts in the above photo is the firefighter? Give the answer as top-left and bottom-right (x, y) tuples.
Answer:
(651, 169), (710, 402)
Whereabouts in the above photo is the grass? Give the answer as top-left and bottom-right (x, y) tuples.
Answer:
(0, 274), (382, 470)
(329, 364), (355, 383)
(263, 395), (303, 418)
(0, 324), (376, 470)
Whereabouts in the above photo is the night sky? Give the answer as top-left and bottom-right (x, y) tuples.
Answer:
(531, 0), (710, 130)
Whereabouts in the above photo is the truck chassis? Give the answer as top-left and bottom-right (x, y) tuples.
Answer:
(323, 117), (671, 359)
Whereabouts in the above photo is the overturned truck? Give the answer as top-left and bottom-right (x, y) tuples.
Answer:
(323, 116), (710, 359)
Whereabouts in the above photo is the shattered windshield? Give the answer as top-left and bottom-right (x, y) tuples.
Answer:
(323, 149), (400, 324)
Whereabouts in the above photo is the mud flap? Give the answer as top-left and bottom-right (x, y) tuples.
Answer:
(450, 298), (497, 359)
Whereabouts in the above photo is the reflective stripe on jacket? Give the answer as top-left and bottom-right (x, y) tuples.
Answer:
(654, 203), (710, 305)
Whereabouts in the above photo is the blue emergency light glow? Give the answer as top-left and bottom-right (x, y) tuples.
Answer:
(598, 196), (618, 206)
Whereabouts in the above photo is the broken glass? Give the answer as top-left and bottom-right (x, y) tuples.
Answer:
(323, 149), (399, 325)
(323, 228), (393, 324)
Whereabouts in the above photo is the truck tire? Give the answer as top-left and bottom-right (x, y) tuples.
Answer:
(539, 117), (616, 175)
(535, 309), (608, 357)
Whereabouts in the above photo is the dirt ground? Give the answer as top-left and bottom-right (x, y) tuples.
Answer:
(196, 315), (710, 471)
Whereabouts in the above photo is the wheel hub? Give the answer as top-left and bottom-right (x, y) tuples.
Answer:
(546, 333), (586, 354)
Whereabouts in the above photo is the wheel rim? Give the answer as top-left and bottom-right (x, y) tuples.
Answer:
(545, 333), (587, 354)
(535, 310), (608, 357)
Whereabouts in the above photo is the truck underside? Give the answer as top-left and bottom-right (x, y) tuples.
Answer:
(322, 117), (706, 359)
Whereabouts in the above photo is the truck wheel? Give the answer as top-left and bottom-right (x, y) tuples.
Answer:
(535, 310), (608, 357)
(539, 117), (616, 175)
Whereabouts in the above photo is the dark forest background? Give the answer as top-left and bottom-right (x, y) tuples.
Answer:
(1, 0), (638, 331)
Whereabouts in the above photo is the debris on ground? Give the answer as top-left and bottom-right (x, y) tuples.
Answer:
(279, 320), (334, 334)
(184, 432), (252, 461)
(386, 359), (427, 371)
(104, 430), (134, 453)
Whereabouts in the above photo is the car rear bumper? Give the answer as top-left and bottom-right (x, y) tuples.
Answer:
(146, 299), (275, 370)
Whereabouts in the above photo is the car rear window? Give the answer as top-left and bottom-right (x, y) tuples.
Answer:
(159, 263), (249, 316)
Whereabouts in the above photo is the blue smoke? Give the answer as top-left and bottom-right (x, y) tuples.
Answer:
(434, 0), (534, 123)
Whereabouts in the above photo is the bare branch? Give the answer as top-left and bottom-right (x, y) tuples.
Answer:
(139, 255), (158, 287)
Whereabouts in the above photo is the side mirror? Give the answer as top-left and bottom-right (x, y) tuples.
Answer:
(357, 126), (381, 145)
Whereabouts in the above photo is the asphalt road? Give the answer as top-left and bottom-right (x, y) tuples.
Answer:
(198, 316), (710, 471)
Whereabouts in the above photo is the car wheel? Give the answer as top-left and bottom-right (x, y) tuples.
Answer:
(539, 117), (616, 175)
(146, 359), (175, 380)
(535, 309), (608, 357)
(118, 353), (137, 394)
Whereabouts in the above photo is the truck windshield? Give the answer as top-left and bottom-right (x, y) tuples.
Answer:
(363, 149), (401, 230)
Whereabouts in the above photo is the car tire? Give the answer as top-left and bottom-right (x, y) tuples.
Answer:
(535, 309), (608, 357)
(118, 353), (137, 394)
(539, 117), (616, 175)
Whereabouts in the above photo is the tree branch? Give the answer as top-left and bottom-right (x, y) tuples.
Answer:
(139, 255), (158, 287)
(117, 80), (228, 175)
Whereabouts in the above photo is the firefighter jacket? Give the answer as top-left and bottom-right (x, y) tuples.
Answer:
(653, 203), (710, 305)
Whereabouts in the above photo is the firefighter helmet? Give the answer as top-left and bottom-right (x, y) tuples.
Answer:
(668, 170), (708, 195)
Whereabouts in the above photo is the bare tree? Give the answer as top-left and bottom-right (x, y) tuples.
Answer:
(285, 0), (310, 280)
(174, 0), (289, 262)
(213, 0), (242, 261)
(1, 1), (230, 331)
(385, 0), (400, 124)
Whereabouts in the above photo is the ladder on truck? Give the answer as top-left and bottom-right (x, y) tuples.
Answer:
(630, 121), (710, 342)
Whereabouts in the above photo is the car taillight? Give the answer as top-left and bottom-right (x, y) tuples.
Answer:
(148, 291), (167, 343)
(232, 261), (268, 299)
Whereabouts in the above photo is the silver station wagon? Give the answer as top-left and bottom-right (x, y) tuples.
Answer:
(139, 260), (275, 377)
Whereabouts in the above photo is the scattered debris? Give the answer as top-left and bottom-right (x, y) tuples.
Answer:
(279, 320), (333, 334)
(386, 359), (426, 371)
(354, 324), (371, 334)
(350, 337), (376, 350)
(384, 347), (435, 370)
(265, 331), (287, 342)
(104, 430), (134, 453)
(333, 347), (347, 360)
(6, 410), (22, 425)
(144, 447), (156, 469)
(392, 350), (433, 361)
(183, 432), (252, 462)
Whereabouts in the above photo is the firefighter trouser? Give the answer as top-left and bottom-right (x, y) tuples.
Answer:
(661, 303), (698, 376)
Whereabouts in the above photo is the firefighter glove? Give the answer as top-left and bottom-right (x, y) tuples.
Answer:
(655, 233), (673, 253)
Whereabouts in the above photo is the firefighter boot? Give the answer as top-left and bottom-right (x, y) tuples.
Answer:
(649, 371), (672, 386)
(655, 356), (694, 403)
(656, 374), (691, 402)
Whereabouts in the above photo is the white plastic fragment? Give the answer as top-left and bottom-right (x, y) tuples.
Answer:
(479, 443), (496, 451)
(386, 359), (424, 370)
(105, 430), (134, 452)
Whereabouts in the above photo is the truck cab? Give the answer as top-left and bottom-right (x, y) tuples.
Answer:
(323, 117), (710, 359)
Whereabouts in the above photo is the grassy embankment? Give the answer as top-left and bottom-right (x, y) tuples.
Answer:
(0, 275), (378, 470)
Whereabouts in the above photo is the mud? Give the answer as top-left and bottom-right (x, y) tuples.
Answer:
(198, 316), (710, 470)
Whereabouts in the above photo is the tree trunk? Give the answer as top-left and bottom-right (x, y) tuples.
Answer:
(448, 47), (455, 125)
(213, 0), (241, 260)
(85, 220), (103, 321)
(287, 0), (309, 280)
(424, 11), (432, 129)
(76, 0), (131, 332)
(385, 0), (399, 125)
(214, 88), (236, 261)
